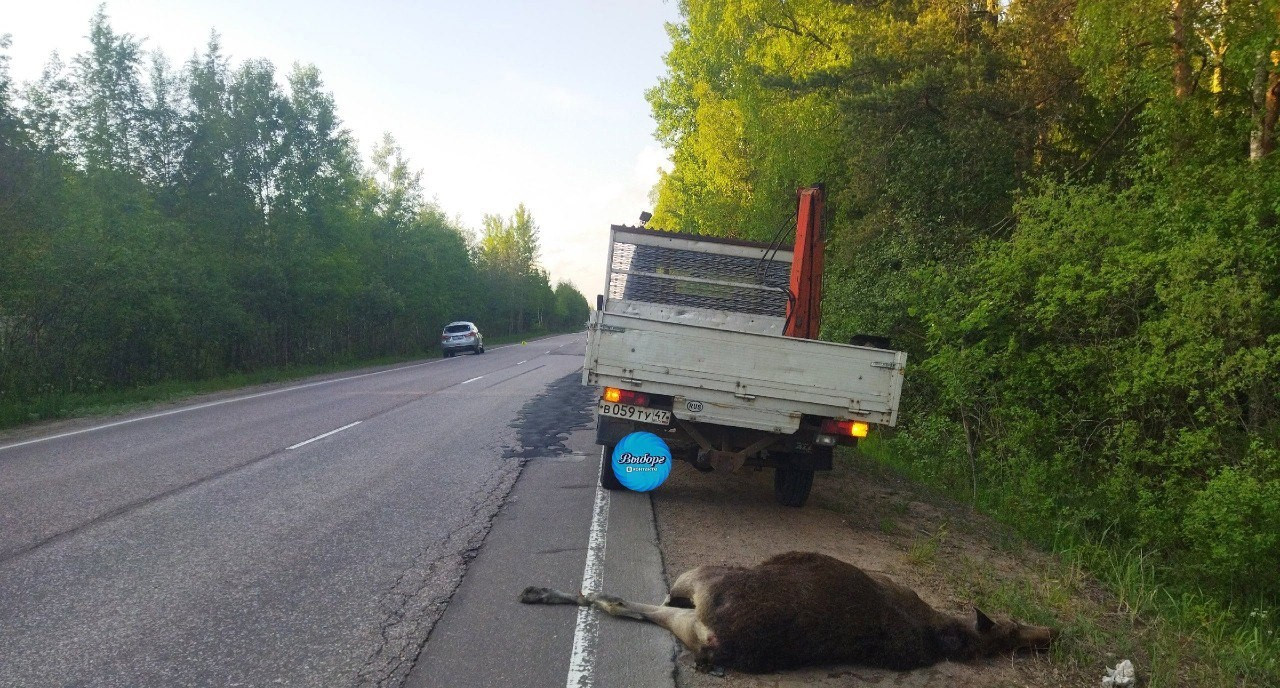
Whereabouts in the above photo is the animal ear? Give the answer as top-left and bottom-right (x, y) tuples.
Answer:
(974, 607), (995, 633)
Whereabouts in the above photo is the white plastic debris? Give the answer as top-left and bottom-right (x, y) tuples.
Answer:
(1101, 659), (1136, 687)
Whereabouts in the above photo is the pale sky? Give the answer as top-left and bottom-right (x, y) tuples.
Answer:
(3, 0), (679, 299)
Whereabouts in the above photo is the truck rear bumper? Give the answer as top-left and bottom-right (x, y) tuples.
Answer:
(594, 416), (834, 471)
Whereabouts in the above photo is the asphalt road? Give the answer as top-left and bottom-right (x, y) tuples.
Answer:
(0, 332), (669, 688)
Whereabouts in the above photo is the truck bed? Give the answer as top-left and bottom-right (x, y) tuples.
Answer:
(583, 310), (906, 434)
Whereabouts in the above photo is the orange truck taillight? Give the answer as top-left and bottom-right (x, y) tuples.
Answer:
(820, 419), (869, 438)
(603, 387), (649, 407)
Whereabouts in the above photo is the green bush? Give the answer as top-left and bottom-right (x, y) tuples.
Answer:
(646, 0), (1280, 612)
(1183, 467), (1280, 597)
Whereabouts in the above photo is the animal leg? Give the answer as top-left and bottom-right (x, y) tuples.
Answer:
(519, 586), (587, 606)
(664, 564), (735, 610)
(666, 567), (703, 602)
(587, 593), (712, 655)
(522, 586), (719, 669)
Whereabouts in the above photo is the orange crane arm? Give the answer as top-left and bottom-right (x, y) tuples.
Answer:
(785, 186), (824, 339)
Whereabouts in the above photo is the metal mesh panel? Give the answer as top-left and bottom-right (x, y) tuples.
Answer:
(608, 239), (791, 316)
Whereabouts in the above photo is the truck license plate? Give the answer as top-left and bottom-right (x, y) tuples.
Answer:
(597, 402), (671, 426)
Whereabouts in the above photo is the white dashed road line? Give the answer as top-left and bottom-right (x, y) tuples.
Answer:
(287, 421), (362, 450)
(461, 376), (484, 385)
(0, 332), (579, 453)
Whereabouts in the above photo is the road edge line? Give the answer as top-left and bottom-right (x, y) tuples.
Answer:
(566, 449), (611, 687)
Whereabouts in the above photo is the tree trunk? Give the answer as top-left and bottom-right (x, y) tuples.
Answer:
(1172, 0), (1193, 100)
(961, 408), (979, 505)
(1207, 0), (1230, 107)
(1265, 53), (1280, 157)
(1251, 48), (1277, 160)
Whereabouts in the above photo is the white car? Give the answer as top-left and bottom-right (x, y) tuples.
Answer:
(440, 321), (484, 357)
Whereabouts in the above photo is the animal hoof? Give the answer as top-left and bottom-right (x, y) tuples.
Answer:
(520, 586), (551, 604)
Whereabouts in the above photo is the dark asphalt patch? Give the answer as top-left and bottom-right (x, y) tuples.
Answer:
(504, 371), (596, 460)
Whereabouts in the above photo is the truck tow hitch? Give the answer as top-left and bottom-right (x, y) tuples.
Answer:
(678, 419), (778, 473)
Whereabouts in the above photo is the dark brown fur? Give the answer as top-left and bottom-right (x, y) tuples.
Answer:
(521, 551), (1054, 674)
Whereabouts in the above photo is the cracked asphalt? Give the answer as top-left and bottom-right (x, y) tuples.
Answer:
(0, 332), (588, 687)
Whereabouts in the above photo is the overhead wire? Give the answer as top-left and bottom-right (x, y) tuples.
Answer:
(756, 207), (798, 334)
(755, 208), (797, 285)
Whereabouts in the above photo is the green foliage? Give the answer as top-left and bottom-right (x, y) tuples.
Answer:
(920, 174), (1280, 594)
(0, 10), (589, 427)
(650, 0), (1280, 665)
(1184, 467), (1280, 597)
(553, 281), (591, 329)
(474, 203), (563, 335)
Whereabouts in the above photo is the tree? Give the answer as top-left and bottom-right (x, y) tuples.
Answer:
(553, 280), (590, 329)
(648, 0), (1280, 613)
(139, 53), (184, 200)
(475, 204), (553, 333)
(368, 132), (423, 230)
(0, 9), (583, 432)
(20, 54), (75, 158)
(70, 6), (145, 174)
(509, 202), (540, 276)
(226, 59), (289, 226)
(280, 63), (356, 222)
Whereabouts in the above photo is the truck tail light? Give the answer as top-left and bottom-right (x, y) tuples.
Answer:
(602, 387), (649, 406)
(820, 419), (869, 438)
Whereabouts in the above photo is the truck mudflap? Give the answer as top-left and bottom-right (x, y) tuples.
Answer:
(769, 445), (834, 471)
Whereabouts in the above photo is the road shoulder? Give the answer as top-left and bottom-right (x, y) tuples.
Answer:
(406, 383), (674, 688)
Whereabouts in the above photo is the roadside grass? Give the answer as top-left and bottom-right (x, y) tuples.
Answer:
(850, 435), (1280, 688)
(906, 521), (948, 568)
(0, 328), (580, 433)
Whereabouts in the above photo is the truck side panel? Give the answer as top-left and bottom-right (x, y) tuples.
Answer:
(583, 311), (905, 434)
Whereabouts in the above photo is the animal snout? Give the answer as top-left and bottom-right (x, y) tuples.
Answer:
(1024, 624), (1057, 650)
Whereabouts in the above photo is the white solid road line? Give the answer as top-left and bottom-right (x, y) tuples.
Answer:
(0, 357), (451, 452)
(566, 450), (611, 688)
(287, 421), (362, 450)
(0, 332), (579, 453)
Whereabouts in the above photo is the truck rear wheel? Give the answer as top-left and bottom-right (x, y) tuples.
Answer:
(774, 467), (814, 507)
(599, 445), (626, 491)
